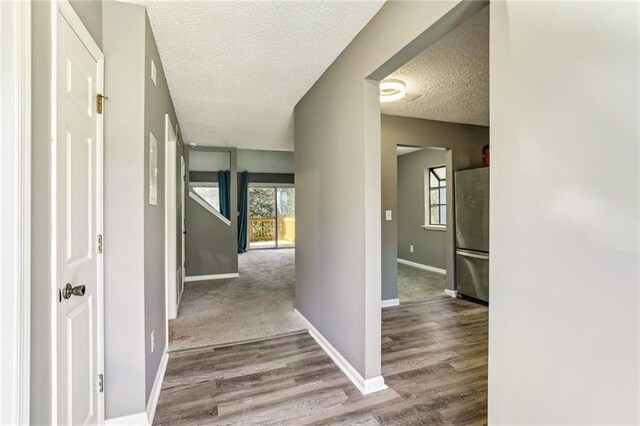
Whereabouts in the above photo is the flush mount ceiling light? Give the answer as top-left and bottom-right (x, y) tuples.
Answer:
(380, 80), (406, 103)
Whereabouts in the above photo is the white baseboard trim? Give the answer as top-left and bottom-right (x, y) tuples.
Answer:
(397, 258), (446, 275)
(105, 349), (168, 425)
(294, 309), (388, 395)
(381, 298), (400, 308)
(185, 273), (239, 282)
(444, 289), (458, 298)
(105, 412), (148, 425)
(146, 349), (169, 424)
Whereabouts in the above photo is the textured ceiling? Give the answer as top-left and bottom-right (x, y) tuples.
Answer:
(133, 0), (385, 151)
(381, 5), (489, 127)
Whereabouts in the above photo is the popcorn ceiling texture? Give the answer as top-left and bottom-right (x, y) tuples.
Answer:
(381, 5), (489, 127)
(136, 0), (385, 151)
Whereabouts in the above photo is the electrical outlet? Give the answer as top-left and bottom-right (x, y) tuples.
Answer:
(385, 210), (392, 221)
(150, 329), (155, 353)
(410, 245), (414, 253)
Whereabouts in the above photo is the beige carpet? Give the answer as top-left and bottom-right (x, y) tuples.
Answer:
(169, 249), (306, 352)
(397, 262), (447, 304)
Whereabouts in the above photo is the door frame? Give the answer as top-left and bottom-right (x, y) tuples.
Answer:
(164, 115), (178, 321)
(0, 1), (31, 424)
(180, 155), (186, 295)
(51, 2), (105, 423)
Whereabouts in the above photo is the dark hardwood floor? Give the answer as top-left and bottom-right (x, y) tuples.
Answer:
(153, 298), (488, 425)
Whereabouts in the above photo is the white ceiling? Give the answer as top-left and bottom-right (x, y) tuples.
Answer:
(135, 0), (385, 151)
(380, 5), (489, 127)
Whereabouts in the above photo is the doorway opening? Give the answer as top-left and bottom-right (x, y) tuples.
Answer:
(169, 148), (303, 352)
(375, 2), (490, 424)
(396, 147), (449, 304)
(248, 185), (296, 249)
(379, 3), (489, 307)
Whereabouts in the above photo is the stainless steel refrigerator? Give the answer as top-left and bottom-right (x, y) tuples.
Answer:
(455, 167), (489, 303)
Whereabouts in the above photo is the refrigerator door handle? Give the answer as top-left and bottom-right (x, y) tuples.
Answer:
(456, 249), (490, 260)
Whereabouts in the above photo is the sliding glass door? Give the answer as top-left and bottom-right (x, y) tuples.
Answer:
(276, 187), (295, 248)
(248, 185), (295, 249)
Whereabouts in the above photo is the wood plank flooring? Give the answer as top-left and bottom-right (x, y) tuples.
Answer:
(153, 298), (488, 425)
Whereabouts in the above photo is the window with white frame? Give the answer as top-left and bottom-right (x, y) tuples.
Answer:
(426, 166), (446, 226)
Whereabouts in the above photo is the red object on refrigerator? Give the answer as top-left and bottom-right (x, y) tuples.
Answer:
(482, 145), (490, 167)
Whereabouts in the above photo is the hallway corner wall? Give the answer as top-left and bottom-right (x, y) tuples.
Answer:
(142, 8), (181, 405)
(103, 1), (183, 419)
(294, 0), (479, 384)
(103, 1), (147, 418)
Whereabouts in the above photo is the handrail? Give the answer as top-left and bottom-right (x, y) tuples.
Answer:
(188, 190), (231, 226)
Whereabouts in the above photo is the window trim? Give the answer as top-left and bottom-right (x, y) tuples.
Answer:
(424, 165), (447, 229)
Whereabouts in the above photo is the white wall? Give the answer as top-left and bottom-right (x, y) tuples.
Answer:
(489, 2), (639, 424)
(103, 2), (147, 417)
(0, 2), (30, 424)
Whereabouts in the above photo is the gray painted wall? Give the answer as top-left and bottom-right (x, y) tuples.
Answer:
(489, 2), (639, 424)
(143, 9), (180, 404)
(381, 114), (487, 300)
(185, 147), (238, 276)
(295, 0), (484, 380)
(397, 149), (447, 269)
(31, 1), (103, 423)
(185, 195), (237, 275)
(189, 150), (231, 172)
(190, 149), (293, 174)
(103, 1), (147, 418)
(237, 149), (294, 173)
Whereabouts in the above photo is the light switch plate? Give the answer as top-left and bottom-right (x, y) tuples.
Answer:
(385, 210), (392, 221)
(410, 245), (414, 253)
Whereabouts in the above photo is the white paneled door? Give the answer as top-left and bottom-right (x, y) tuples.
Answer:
(56, 7), (104, 425)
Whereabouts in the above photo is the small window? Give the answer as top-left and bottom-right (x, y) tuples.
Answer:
(426, 166), (446, 226)
(191, 184), (220, 212)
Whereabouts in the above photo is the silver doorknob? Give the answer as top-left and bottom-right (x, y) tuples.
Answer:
(61, 283), (86, 300)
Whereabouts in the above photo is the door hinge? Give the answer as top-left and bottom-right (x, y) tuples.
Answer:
(96, 94), (108, 114)
(97, 234), (103, 254)
(97, 374), (104, 393)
